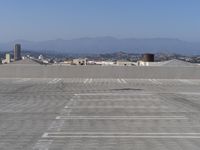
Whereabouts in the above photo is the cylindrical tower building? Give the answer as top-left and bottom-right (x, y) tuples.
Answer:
(142, 53), (154, 62)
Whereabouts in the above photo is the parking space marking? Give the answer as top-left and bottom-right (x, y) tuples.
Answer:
(88, 78), (93, 83)
(178, 79), (194, 85)
(117, 79), (122, 83)
(178, 92), (200, 95)
(48, 120), (65, 131)
(33, 94), (77, 150)
(83, 78), (93, 84)
(149, 79), (162, 85)
(15, 78), (31, 83)
(42, 132), (200, 139)
(55, 116), (187, 120)
(83, 78), (89, 84)
(63, 106), (169, 109)
(48, 78), (61, 84)
(75, 93), (153, 96)
(121, 79), (127, 84)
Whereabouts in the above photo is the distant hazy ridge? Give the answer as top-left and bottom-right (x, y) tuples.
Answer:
(1, 37), (200, 55)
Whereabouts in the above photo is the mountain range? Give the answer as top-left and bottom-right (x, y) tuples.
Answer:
(0, 37), (200, 55)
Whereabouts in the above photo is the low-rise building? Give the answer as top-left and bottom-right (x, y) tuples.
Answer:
(95, 61), (115, 66)
(38, 55), (44, 60)
(138, 61), (152, 66)
(2, 53), (11, 64)
(137, 59), (198, 67)
(87, 61), (97, 65)
(5, 53), (11, 64)
(72, 58), (87, 65)
(60, 60), (73, 65)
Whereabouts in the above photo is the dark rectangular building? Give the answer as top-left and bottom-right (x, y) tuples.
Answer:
(14, 44), (21, 61)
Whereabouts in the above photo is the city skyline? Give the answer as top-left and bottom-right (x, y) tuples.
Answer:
(0, 0), (200, 42)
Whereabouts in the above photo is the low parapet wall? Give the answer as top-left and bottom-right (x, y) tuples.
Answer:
(0, 65), (200, 79)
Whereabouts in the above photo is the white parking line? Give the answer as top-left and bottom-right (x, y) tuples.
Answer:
(178, 79), (194, 85)
(22, 78), (31, 82)
(48, 78), (61, 84)
(42, 135), (200, 139)
(71, 99), (161, 102)
(149, 79), (162, 85)
(48, 120), (65, 131)
(121, 79), (127, 84)
(42, 132), (200, 139)
(16, 78), (31, 83)
(57, 79), (61, 82)
(55, 116), (187, 120)
(83, 78), (89, 84)
(178, 92), (200, 95)
(83, 78), (93, 84)
(48, 78), (57, 83)
(63, 106), (169, 109)
(88, 78), (93, 83)
(33, 94), (78, 149)
(75, 93), (153, 96)
(117, 79), (127, 84)
(117, 79), (122, 83)
(43, 132), (200, 135)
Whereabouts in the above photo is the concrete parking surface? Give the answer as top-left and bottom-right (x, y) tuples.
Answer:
(0, 77), (200, 149)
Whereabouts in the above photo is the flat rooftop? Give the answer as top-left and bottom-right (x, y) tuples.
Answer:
(0, 66), (200, 149)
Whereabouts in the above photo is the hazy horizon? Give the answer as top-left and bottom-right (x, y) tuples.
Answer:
(0, 36), (200, 44)
(0, 0), (200, 43)
(1, 36), (200, 55)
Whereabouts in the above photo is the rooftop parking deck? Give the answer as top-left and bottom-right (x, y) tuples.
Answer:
(0, 77), (200, 149)
(0, 66), (200, 149)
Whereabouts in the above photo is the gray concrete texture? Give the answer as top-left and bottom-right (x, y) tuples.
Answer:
(0, 65), (200, 79)
(0, 66), (200, 149)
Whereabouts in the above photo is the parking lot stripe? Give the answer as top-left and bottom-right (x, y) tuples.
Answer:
(121, 79), (127, 83)
(55, 116), (187, 120)
(42, 132), (200, 139)
(75, 93), (153, 96)
(83, 78), (89, 84)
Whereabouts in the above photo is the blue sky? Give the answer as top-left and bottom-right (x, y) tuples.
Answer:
(0, 0), (200, 42)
